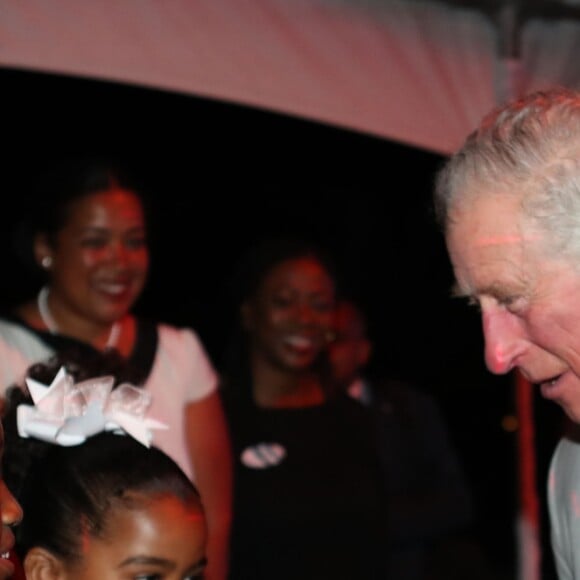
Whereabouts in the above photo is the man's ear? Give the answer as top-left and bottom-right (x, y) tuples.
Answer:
(24, 547), (68, 580)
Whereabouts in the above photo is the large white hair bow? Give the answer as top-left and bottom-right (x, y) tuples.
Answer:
(17, 366), (168, 447)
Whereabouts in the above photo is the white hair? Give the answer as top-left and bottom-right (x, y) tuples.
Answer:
(434, 87), (580, 261)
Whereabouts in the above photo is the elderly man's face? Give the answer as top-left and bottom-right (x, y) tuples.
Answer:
(446, 191), (580, 423)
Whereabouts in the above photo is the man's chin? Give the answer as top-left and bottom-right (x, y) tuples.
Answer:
(562, 404), (580, 427)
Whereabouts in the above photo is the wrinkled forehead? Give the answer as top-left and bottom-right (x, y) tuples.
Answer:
(445, 191), (547, 278)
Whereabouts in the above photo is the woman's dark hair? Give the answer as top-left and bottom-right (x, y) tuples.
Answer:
(10, 155), (153, 282)
(227, 236), (340, 308)
(3, 358), (202, 563)
(30, 155), (149, 243)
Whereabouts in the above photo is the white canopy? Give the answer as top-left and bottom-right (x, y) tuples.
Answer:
(2, 0), (580, 155)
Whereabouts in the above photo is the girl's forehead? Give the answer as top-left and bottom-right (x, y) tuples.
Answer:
(74, 494), (206, 577)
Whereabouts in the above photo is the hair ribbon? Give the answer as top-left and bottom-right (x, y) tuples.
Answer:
(17, 366), (168, 447)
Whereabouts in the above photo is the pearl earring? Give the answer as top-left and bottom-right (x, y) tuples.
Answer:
(41, 256), (53, 269)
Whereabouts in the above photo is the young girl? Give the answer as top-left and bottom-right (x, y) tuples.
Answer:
(3, 357), (208, 580)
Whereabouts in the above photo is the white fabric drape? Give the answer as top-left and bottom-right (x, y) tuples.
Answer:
(1, 0), (580, 154)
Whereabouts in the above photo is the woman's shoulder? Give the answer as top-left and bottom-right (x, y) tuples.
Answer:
(156, 321), (199, 339)
(0, 316), (32, 335)
(143, 319), (217, 383)
(0, 315), (52, 353)
(154, 322), (210, 354)
(0, 316), (54, 394)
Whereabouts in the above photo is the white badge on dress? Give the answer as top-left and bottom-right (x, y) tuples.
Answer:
(241, 442), (286, 469)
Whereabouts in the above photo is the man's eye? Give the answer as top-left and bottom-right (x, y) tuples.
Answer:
(501, 296), (526, 314)
(465, 296), (481, 311)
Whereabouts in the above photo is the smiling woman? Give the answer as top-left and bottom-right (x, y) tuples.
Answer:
(219, 237), (387, 579)
(0, 156), (233, 580)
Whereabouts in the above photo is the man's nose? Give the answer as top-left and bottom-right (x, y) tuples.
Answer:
(482, 309), (527, 374)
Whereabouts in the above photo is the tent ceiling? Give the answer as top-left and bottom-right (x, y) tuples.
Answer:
(1, 0), (580, 154)
(444, 0), (580, 18)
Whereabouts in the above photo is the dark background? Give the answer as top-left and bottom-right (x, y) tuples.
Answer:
(0, 66), (564, 578)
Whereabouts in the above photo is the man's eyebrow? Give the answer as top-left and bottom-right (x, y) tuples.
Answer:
(450, 282), (471, 299)
(450, 283), (462, 298)
(451, 281), (521, 303)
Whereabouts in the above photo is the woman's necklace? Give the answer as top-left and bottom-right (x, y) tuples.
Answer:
(37, 286), (121, 349)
